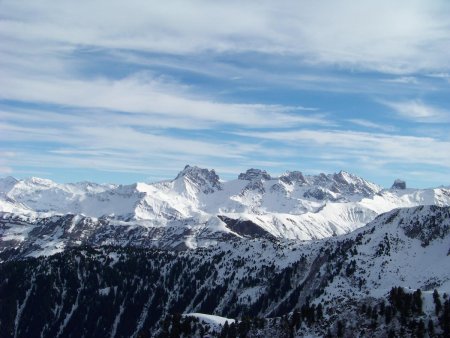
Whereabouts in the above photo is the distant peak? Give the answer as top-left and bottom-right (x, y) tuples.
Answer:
(332, 171), (355, 185)
(1, 176), (18, 183)
(280, 171), (306, 185)
(0, 176), (19, 191)
(176, 165), (217, 178)
(176, 164), (197, 177)
(334, 170), (358, 181)
(337, 170), (351, 176)
(302, 170), (381, 197)
(174, 165), (221, 194)
(332, 170), (377, 186)
(238, 168), (271, 181)
(27, 177), (55, 186)
(391, 179), (406, 190)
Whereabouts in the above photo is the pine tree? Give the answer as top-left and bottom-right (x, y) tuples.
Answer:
(428, 319), (434, 337)
(413, 289), (423, 314)
(365, 305), (372, 318)
(441, 300), (450, 337)
(361, 303), (367, 315)
(379, 300), (385, 316)
(384, 306), (392, 324)
(316, 303), (324, 320)
(228, 322), (237, 338)
(291, 310), (301, 330)
(220, 321), (229, 338)
(433, 289), (442, 316)
(337, 320), (344, 337)
(416, 319), (425, 338)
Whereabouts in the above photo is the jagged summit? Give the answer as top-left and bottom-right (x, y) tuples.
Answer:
(330, 170), (381, 196)
(291, 170), (382, 199)
(279, 171), (306, 185)
(1, 167), (449, 252)
(391, 178), (406, 190)
(27, 176), (56, 186)
(0, 176), (18, 184)
(238, 168), (272, 181)
(174, 165), (222, 194)
(0, 176), (18, 192)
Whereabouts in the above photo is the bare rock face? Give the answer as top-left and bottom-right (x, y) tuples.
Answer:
(238, 168), (271, 181)
(175, 165), (222, 194)
(279, 171), (306, 185)
(391, 179), (406, 190)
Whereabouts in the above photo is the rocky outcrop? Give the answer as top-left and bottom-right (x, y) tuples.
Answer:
(175, 165), (222, 194)
(238, 169), (271, 181)
(391, 179), (406, 190)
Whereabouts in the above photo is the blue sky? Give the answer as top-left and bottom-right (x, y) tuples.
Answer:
(1, 0), (450, 188)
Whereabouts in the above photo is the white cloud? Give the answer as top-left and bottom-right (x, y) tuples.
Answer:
(382, 100), (450, 122)
(0, 166), (12, 175)
(234, 129), (450, 168)
(347, 119), (396, 132)
(0, 105), (302, 176)
(1, 0), (450, 73)
(1, 0), (450, 186)
(382, 77), (419, 84)
(0, 71), (328, 129)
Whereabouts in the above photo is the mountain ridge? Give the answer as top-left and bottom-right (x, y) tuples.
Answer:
(1, 166), (450, 259)
(1, 204), (449, 337)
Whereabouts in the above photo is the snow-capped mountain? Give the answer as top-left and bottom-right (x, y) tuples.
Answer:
(1, 166), (449, 257)
(2, 205), (449, 337)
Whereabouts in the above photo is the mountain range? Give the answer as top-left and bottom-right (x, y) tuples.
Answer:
(1, 166), (450, 337)
(1, 166), (449, 258)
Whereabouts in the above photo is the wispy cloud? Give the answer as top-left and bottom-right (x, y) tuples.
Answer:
(234, 129), (450, 169)
(0, 71), (329, 129)
(381, 99), (450, 122)
(1, 0), (450, 187)
(0, 104), (303, 177)
(382, 76), (419, 84)
(347, 119), (396, 132)
(2, 1), (450, 73)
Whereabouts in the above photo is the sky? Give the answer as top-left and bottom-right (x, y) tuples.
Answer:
(1, 0), (450, 188)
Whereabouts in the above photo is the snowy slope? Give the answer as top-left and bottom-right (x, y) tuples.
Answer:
(2, 205), (449, 337)
(316, 205), (450, 302)
(183, 313), (235, 328)
(1, 166), (449, 255)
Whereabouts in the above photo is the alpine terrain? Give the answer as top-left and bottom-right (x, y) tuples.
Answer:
(1, 166), (449, 337)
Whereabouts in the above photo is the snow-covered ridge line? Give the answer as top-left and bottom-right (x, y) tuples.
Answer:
(0, 166), (449, 258)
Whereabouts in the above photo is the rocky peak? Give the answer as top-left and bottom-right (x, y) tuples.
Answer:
(241, 180), (266, 195)
(332, 171), (381, 196)
(391, 179), (406, 190)
(304, 170), (380, 198)
(0, 176), (19, 192)
(238, 168), (271, 181)
(175, 165), (222, 194)
(26, 177), (56, 187)
(333, 171), (352, 184)
(279, 171), (306, 185)
(303, 187), (336, 201)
